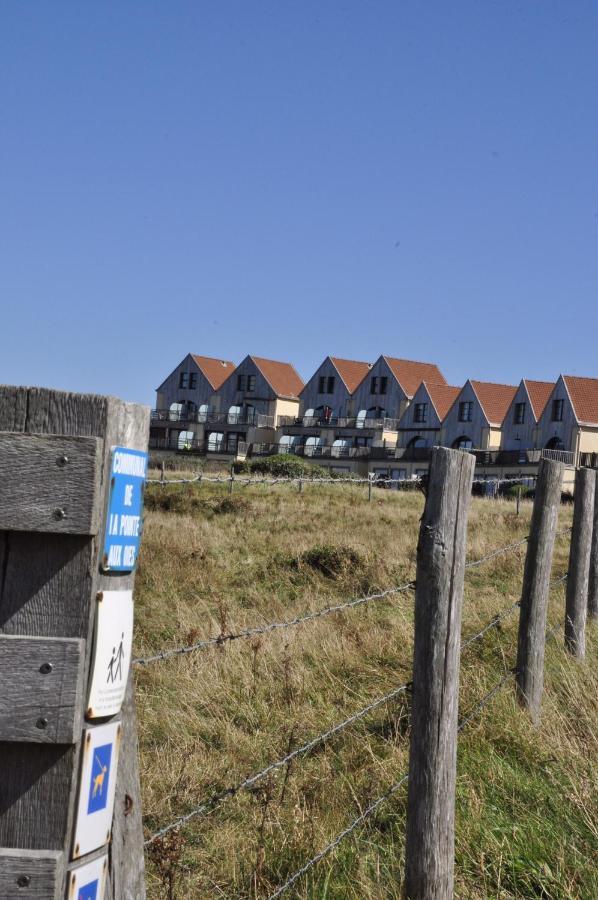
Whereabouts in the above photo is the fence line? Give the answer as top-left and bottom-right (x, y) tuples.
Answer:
(144, 681), (412, 846)
(266, 670), (514, 899)
(147, 471), (538, 488)
(134, 531), (554, 667)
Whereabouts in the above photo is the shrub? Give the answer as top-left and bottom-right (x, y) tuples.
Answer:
(233, 454), (330, 479)
(299, 544), (364, 578)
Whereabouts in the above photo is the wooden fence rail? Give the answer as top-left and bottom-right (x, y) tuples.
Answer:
(0, 387), (148, 900)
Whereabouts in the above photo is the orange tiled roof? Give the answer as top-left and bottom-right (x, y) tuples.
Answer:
(424, 382), (462, 421)
(523, 379), (554, 421)
(563, 375), (598, 424)
(470, 381), (518, 425)
(330, 357), (372, 393)
(384, 357), (447, 397)
(191, 355), (235, 390)
(251, 356), (304, 400)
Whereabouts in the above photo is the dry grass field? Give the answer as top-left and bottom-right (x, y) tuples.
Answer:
(133, 479), (597, 899)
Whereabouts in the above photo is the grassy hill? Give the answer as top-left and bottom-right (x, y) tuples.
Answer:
(134, 479), (597, 899)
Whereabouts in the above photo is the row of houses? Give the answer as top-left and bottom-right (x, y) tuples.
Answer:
(149, 352), (598, 484)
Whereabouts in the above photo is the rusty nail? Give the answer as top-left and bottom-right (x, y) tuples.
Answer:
(97, 591), (104, 603)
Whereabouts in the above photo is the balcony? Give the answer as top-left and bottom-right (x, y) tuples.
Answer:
(151, 409), (274, 429)
(276, 415), (399, 431)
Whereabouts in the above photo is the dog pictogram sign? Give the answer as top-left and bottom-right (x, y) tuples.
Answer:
(72, 722), (121, 858)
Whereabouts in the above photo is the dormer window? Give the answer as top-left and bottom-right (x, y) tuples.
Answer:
(371, 376), (387, 394)
(189, 373), (198, 390)
(514, 402), (526, 425)
(237, 374), (246, 391)
(318, 376), (335, 394)
(551, 399), (564, 422)
(247, 375), (256, 392)
(179, 372), (190, 389)
(458, 401), (473, 422)
(414, 402), (427, 423)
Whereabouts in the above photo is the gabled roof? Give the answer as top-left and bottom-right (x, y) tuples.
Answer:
(383, 357), (447, 397)
(423, 382), (462, 421)
(251, 356), (304, 400)
(522, 379), (554, 421)
(191, 355), (235, 390)
(470, 380), (518, 426)
(329, 357), (372, 393)
(562, 375), (598, 425)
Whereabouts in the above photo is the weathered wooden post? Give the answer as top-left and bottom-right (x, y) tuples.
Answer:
(0, 386), (148, 900)
(565, 467), (595, 658)
(588, 469), (598, 621)
(516, 458), (564, 722)
(160, 460), (165, 484)
(516, 485), (521, 516)
(368, 474), (373, 503)
(404, 447), (475, 900)
(229, 463), (235, 495)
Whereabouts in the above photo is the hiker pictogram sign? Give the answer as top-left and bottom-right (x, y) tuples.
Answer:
(87, 590), (134, 719)
(67, 853), (107, 900)
(73, 722), (121, 858)
(101, 446), (148, 573)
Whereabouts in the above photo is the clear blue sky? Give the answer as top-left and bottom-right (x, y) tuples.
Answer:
(2, 3), (597, 405)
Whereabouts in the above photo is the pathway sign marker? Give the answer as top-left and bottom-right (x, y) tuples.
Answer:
(87, 590), (134, 719)
(73, 722), (121, 858)
(67, 853), (108, 900)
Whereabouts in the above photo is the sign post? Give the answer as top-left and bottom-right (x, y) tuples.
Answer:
(0, 387), (149, 900)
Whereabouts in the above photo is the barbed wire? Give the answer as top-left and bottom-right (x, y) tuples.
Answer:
(132, 580), (416, 666)
(266, 671), (514, 898)
(134, 528), (551, 667)
(461, 601), (520, 650)
(147, 471), (537, 488)
(143, 680), (412, 846)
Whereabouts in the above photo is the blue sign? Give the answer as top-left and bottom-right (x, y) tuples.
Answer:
(78, 879), (99, 900)
(87, 742), (113, 815)
(102, 447), (148, 572)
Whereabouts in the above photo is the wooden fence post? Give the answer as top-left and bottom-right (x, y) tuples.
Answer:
(368, 475), (373, 502)
(0, 386), (148, 900)
(565, 467), (595, 658)
(404, 447), (475, 900)
(516, 458), (564, 722)
(229, 463), (235, 495)
(588, 469), (598, 621)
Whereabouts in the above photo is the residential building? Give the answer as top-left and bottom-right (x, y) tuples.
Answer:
(440, 380), (517, 452)
(500, 379), (554, 454)
(352, 356), (447, 426)
(537, 375), (598, 467)
(298, 357), (372, 422)
(151, 354), (235, 450)
(205, 355), (304, 457)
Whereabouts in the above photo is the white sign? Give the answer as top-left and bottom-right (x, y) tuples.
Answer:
(87, 590), (134, 719)
(67, 853), (107, 900)
(73, 722), (121, 858)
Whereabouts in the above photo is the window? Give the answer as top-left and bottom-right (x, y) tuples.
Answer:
(458, 401), (473, 422)
(370, 375), (387, 394)
(189, 373), (198, 390)
(318, 375), (335, 394)
(514, 402), (526, 425)
(453, 436), (473, 450)
(379, 376), (388, 394)
(247, 374), (256, 392)
(354, 436), (371, 448)
(414, 402), (427, 423)
(237, 374), (246, 391)
(179, 372), (190, 389)
(551, 399), (564, 422)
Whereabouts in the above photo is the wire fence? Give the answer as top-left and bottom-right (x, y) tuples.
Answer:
(139, 468), (582, 897)
(135, 529), (567, 668)
(147, 471), (538, 489)
(267, 669), (516, 899)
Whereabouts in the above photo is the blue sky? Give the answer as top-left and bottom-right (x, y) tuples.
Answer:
(1, 2), (597, 404)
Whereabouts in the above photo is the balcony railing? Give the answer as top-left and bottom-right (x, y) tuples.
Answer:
(151, 409), (275, 428)
(276, 415), (400, 430)
(580, 452), (598, 469)
(541, 448), (575, 466)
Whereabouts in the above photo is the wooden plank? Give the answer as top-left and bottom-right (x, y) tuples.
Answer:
(516, 459), (564, 723)
(0, 432), (102, 535)
(588, 469), (598, 621)
(0, 848), (64, 899)
(0, 636), (84, 743)
(565, 467), (595, 658)
(404, 447), (475, 900)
